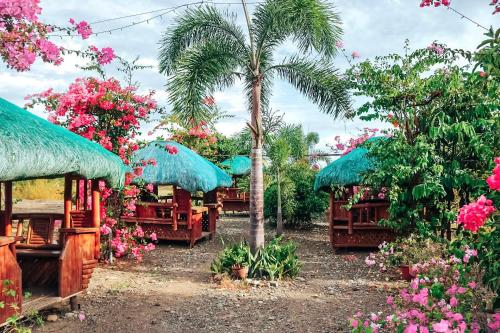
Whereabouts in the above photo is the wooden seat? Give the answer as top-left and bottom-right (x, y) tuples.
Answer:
(15, 248), (61, 258)
(175, 187), (192, 230)
(14, 213), (62, 253)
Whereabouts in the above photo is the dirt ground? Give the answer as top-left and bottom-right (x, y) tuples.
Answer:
(32, 215), (402, 333)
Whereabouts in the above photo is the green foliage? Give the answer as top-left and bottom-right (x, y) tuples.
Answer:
(265, 162), (329, 228)
(347, 39), (499, 236)
(211, 237), (301, 280)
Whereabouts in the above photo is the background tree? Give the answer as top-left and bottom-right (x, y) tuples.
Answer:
(265, 124), (329, 230)
(159, 0), (349, 251)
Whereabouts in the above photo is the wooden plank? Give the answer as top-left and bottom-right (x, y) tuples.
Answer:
(0, 241), (22, 324)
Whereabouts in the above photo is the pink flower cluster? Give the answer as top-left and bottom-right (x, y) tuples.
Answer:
(165, 145), (179, 155)
(353, 249), (498, 332)
(486, 157), (500, 191)
(419, 0), (450, 7)
(457, 195), (496, 232)
(69, 18), (92, 39)
(27, 77), (156, 164)
(331, 128), (379, 155)
(428, 43), (444, 55)
(89, 45), (115, 65)
(110, 226), (156, 261)
(0, 0), (63, 71)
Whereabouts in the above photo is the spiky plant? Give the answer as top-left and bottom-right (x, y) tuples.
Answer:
(159, 0), (350, 252)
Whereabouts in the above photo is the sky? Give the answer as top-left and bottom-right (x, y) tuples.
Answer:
(0, 0), (497, 149)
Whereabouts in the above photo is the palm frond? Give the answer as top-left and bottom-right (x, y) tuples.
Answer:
(167, 39), (244, 126)
(159, 5), (247, 75)
(253, 0), (342, 60)
(269, 56), (351, 117)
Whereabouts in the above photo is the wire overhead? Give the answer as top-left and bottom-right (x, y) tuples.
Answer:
(48, 0), (263, 38)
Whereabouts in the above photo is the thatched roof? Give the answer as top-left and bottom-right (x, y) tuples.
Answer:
(220, 155), (251, 176)
(314, 147), (373, 191)
(0, 98), (127, 188)
(132, 141), (232, 192)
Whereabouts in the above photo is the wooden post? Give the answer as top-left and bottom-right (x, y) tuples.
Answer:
(4, 181), (12, 236)
(64, 175), (72, 229)
(83, 179), (88, 211)
(91, 180), (101, 259)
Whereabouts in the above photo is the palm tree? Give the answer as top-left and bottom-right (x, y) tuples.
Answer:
(159, 0), (350, 252)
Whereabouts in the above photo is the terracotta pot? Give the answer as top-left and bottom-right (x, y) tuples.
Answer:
(231, 265), (248, 280)
(136, 204), (157, 218)
(399, 265), (416, 281)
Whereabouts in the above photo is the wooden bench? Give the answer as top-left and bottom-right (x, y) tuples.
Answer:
(329, 195), (395, 248)
(14, 213), (63, 255)
(221, 187), (249, 213)
(123, 188), (210, 247)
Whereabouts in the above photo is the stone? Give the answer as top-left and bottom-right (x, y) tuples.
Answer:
(46, 314), (58, 322)
(269, 281), (279, 288)
(64, 312), (77, 319)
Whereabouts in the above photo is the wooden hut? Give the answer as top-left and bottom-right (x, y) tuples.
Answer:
(314, 145), (395, 248)
(0, 98), (126, 324)
(121, 141), (232, 247)
(220, 156), (251, 213)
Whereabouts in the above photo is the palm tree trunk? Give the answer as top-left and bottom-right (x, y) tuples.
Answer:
(276, 168), (283, 237)
(249, 77), (265, 253)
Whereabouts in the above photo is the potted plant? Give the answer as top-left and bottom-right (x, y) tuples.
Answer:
(375, 236), (444, 281)
(231, 263), (249, 279)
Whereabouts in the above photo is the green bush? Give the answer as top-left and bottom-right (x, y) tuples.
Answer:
(264, 162), (329, 228)
(211, 237), (302, 280)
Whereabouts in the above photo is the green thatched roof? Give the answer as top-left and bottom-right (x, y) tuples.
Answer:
(314, 147), (373, 191)
(220, 155), (251, 176)
(0, 98), (127, 188)
(132, 141), (232, 192)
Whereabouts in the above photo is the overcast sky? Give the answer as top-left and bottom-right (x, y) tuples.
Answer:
(0, 0), (496, 148)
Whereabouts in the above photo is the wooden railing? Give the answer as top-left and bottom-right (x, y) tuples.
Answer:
(59, 228), (98, 298)
(0, 237), (22, 324)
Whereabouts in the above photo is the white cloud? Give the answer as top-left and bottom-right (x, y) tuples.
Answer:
(1, 0), (496, 150)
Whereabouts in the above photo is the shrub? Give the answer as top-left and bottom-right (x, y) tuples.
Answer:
(353, 247), (499, 332)
(211, 237), (301, 280)
(264, 162), (329, 228)
(366, 235), (445, 270)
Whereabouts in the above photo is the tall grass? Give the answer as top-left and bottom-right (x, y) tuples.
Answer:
(13, 178), (64, 200)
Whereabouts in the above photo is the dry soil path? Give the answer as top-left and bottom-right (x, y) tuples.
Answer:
(34, 215), (401, 333)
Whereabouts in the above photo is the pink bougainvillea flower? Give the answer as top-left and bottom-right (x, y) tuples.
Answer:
(165, 145), (179, 154)
(71, 19), (92, 39)
(457, 195), (496, 232)
(145, 183), (154, 192)
(486, 157), (500, 191)
(150, 232), (157, 241)
(432, 319), (450, 332)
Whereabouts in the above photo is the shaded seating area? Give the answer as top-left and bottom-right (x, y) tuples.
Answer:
(314, 144), (395, 248)
(0, 98), (126, 324)
(220, 156), (251, 213)
(122, 141), (231, 247)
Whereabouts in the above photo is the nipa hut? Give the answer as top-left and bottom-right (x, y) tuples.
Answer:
(122, 141), (231, 247)
(0, 97), (127, 324)
(219, 155), (251, 213)
(314, 144), (394, 248)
